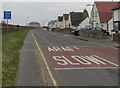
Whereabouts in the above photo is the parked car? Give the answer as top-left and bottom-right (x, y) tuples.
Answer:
(89, 27), (109, 36)
(78, 28), (90, 36)
(74, 29), (80, 36)
(70, 29), (80, 36)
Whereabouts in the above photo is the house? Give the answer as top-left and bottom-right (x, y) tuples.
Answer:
(108, 18), (113, 35)
(112, 1), (120, 42)
(62, 14), (69, 29)
(28, 22), (41, 28)
(112, 1), (120, 32)
(68, 9), (89, 29)
(48, 20), (57, 31)
(57, 16), (63, 29)
(90, 1), (119, 34)
(78, 17), (90, 29)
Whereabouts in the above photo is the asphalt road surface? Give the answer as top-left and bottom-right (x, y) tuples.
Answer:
(17, 28), (119, 87)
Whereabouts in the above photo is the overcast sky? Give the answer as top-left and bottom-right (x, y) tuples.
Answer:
(1, 0), (119, 26)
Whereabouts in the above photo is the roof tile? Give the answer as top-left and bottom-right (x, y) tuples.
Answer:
(95, 1), (119, 22)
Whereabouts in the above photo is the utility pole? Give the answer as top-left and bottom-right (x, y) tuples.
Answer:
(26, 17), (30, 26)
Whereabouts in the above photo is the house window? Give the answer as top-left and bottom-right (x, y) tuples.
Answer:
(114, 22), (119, 30)
(95, 11), (98, 17)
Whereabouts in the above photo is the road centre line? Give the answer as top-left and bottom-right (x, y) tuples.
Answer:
(32, 33), (58, 87)
(54, 67), (118, 70)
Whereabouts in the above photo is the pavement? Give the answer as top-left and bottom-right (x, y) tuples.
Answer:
(16, 29), (119, 87)
(72, 34), (118, 48)
(16, 31), (45, 86)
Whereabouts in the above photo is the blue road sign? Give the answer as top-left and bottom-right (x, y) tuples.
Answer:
(4, 11), (11, 19)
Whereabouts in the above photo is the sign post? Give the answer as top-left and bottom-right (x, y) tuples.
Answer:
(4, 11), (11, 34)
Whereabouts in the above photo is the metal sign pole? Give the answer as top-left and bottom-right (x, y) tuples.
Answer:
(4, 11), (11, 34)
(7, 19), (8, 34)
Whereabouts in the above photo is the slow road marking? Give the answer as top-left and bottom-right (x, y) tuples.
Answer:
(41, 46), (119, 70)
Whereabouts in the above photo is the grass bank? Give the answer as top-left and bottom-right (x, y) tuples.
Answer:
(2, 29), (31, 86)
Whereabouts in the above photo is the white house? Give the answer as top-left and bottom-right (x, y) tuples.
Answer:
(90, 1), (119, 34)
(48, 20), (57, 31)
(78, 17), (90, 29)
(57, 16), (63, 29)
(28, 22), (41, 28)
(68, 9), (89, 30)
(108, 18), (113, 35)
(62, 14), (69, 29)
(112, 2), (120, 32)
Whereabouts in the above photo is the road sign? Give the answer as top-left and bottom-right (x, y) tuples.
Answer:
(4, 11), (11, 19)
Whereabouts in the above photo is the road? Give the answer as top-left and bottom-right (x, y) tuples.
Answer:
(17, 29), (119, 87)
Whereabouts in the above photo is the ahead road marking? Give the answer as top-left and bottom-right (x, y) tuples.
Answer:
(32, 33), (58, 87)
(42, 46), (118, 68)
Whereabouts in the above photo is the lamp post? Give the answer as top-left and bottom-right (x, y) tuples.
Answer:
(26, 17), (30, 26)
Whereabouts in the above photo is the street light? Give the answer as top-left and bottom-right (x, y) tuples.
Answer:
(26, 17), (30, 26)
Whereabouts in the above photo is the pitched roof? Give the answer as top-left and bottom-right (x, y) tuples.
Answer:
(63, 14), (69, 20)
(95, 1), (119, 23)
(70, 10), (89, 26)
(29, 22), (40, 24)
(112, 1), (120, 10)
(58, 16), (63, 21)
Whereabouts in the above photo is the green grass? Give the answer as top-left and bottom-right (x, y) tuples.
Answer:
(103, 35), (111, 40)
(2, 29), (31, 86)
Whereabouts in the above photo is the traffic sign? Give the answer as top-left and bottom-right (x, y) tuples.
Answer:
(4, 11), (11, 19)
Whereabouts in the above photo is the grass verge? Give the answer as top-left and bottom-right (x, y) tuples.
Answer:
(102, 35), (111, 40)
(2, 29), (31, 86)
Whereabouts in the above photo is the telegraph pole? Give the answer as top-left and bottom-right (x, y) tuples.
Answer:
(26, 17), (30, 26)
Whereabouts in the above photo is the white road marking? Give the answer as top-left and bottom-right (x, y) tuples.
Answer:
(54, 67), (118, 70)
(53, 56), (69, 65)
(48, 47), (74, 52)
(52, 55), (118, 66)
(93, 54), (119, 67)
(82, 55), (106, 65)
(73, 46), (79, 49)
(62, 56), (80, 65)
(71, 56), (92, 65)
